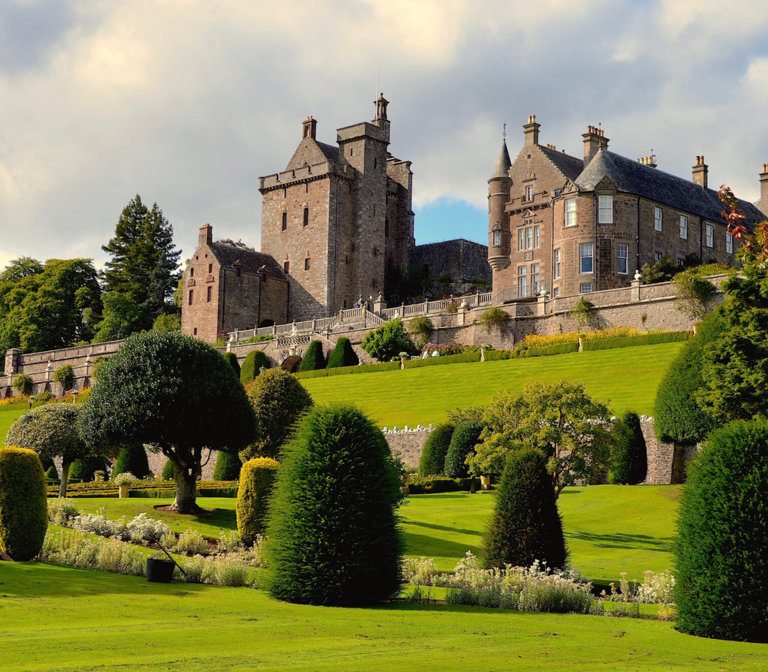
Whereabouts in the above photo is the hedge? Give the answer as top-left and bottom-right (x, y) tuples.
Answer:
(515, 342), (579, 358)
(236, 457), (280, 546)
(295, 361), (401, 379)
(406, 475), (478, 494)
(581, 330), (690, 351)
(0, 447), (48, 560)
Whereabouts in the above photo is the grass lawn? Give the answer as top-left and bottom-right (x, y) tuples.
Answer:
(73, 485), (680, 584)
(0, 406), (27, 444)
(300, 342), (684, 427)
(1, 561), (766, 671)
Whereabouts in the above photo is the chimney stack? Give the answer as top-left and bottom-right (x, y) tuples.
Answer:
(199, 224), (213, 247)
(302, 116), (317, 140)
(760, 163), (768, 216)
(523, 114), (540, 146)
(636, 155), (658, 169)
(583, 125), (609, 167)
(692, 155), (708, 188)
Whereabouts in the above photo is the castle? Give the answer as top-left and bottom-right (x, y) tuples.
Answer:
(488, 116), (768, 299)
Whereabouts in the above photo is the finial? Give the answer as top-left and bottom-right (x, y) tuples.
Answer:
(502, 123), (507, 141)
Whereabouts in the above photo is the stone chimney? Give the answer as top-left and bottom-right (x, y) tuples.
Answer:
(523, 114), (540, 146)
(199, 224), (213, 247)
(583, 125), (608, 167)
(302, 116), (317, 140)
(692, 155), (708, 188)
(636, 155), (658, 169)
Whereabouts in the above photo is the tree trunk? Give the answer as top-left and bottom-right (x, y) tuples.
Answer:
(59, 460), (71, 498)
(171, 465), (200, 513)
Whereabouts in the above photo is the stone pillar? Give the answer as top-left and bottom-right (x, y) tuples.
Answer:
(631, 271), (642, 302)
(537, 289), (548, 316)
(373, 293), (386, 314)
(4, 348), (22, 374)
(458, 299), (468, 326)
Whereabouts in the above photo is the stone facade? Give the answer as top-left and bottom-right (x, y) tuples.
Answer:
(489, 116), (768, 299)
(411, 238), (491, 285)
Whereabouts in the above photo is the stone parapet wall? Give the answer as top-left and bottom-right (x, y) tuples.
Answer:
(382, 426), (433, 469)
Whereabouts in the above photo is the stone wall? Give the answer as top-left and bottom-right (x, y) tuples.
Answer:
(382, 426), (433, 469)
(412, 239), (491, 284)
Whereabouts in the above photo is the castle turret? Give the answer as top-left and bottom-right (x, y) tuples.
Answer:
(760, 163), (768, 216)
(488, 139), (512, 272)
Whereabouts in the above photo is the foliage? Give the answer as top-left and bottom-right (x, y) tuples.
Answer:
(418, 423), (454, 476)
(45, 465), (59, 481)
(444, 421), (483, 478)
(477, 306), (509, 333)
(672, 268), (717, 319)
(262, 405), (403, 606)
(92, 292), (143, 342)
(152, 313), (181, 332)
(406, 316), (434, 349)
(298, 340), (325, 371)
(580, 329), (689, 351)
(385, 263), (432, 304)
(243, 367), (313, 461)
(39, 530), (146, 577)
(569, 298), (596, 329)
(640, 255), (680, 284)
(161, 459), (174, 480)
(280, 354), (302, 373)
(608, 412), (646, 484)
(53, 365), (74, 390)
(213, 450), (242, 481)
(69, 454), (108, 482)
(406, 474), (477, 494)
(468, 381), (615, 495)
(361, 318), (417, 362)
(0, 447), (47, 560)
(47, 497), (78, 526)
(326, 337), (359, 368)
(12, 374), (32, 395)
(240, 350), (269, 384)
(78, 331), (256, 513)
(246, 334), (274, 344)
(674, 420), (768, 642)
(222, 352), (240, 378)
(482, 449), (567, 570)
(236, 457), (279, 546)
(295, 360), (400, 379)
(112, 443), (151, 479)
(654, 310), (722, 444)
(174, 529), (210, 556)
(113, 472), (138, 486)
(6, 403), (94, 498)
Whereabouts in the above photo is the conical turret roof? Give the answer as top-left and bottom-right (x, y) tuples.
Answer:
(490, 141), (512, 179)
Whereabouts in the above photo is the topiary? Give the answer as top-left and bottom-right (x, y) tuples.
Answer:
(482, 448), (566, 570)
(236, 457), (279, 546)
(161, 459), (174, 480)
(45, 465), (59, 482)
(280, 354), (302, 373)
(240, 350), (269, 384)
(262, 405), (403, 606)
(418, 423), (455, 477)
(0, 447), (48, 560)
(444, 421), (483, 478)
(213, 450), (242, 481)
(222, 352), (240, 378)
(69, 455), (108, 482)
(361, 318), (417, 362)
(326, 337), (359, 368)
(298, 340), (326, 372)
(111, 443), (151, 479)
(12, 374), (32, 396)
(674, 420), (768, 642)
(609, 411), (647, 484)
(655, 310), (722, 444)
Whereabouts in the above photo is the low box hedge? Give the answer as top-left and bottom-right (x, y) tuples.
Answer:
(581, 330), (690, 351)
(406, 475), (478, 494)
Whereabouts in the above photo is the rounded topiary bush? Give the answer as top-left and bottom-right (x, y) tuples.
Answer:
(418, 423), (454, 477)
(326, 337), (359, 368)
(222, 352), (240, 378)
(674, 420), (768, 642)
(111, 443), (151, 479)
(444, 421), (483, 478)
(236, 457), (279, 546)
(298, 340), (325, 372)
(69, 455), (108, 482)
(262, 405), (403, 606)
(0, 447), (48, 560)
(161, 459), (174, 480)
(240, 350), (269, 384)
(609, 411), (647, 485)
(482, 448), (566, 570)
(45, 465), (59, 482)
(214, 450), (242, 481)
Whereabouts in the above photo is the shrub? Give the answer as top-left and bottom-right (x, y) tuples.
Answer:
(243, 368), (313, 460)
(569, 298), (596, 328)
(361, 319), (417, 362)
(0, 447), (48, 560)
(222, 352), (240, 378)
(673, 269), (717, 319)
(406, 316), (434, 350)
(34, 390), (54, 403)
(126, 513), (171, 543)
(326, 337), (359, 368)
(213, 450), (242, 481)
(175, 528), (210, 555)
(262, 405), (403, 606)
(111, 443), (151, 480)
(69, 455), (108, 483)
(418, 423), (454, 477)
(478, 307), (509, 332)
(609, 411), (647, 485)
(45, 465), (59, 481)
(406, 474), (476, 494)
(72, 512), (123, 538)
(12, 374), (32, 395)
(47, 497), (78, 526)
(674, 420), (768, 642)
(161, 459), (174, 480)
(240, 350), (269, 384)
(444, 421), (483, 478)
(482, 449), (566, 570)
(298, 340), (326, 372)
(236, 457), (279, 546)
(53, 365), (74, 390)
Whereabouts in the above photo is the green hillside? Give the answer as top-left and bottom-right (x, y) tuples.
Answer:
(301, 341), (683, 427)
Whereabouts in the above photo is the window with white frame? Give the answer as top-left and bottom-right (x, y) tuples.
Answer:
(617, 243), (629, 275)
(554, 248), (561, 279)
(517, 224), (540, 251)
(531, 263), (540, 295)
(654, 207), (662, 231)
(518, 265), (528, 297)
(598, 195), (614, 223)
(493, 230), (501, 247)
(706, 224), (714, 248)
(525, 184), (534, 201)
(565, 199), (577, 227)
(680, 215), (688, 239)
(580, 243), (593, 273)
(654, 251), (662, 262)
(580, 283), (592, 294)
(726, 231), (734, 254)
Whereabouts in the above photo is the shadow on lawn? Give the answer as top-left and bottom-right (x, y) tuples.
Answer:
(405, 520), (482, 537)
(566, 531), (673, 553)
(402, 531), (480, 559)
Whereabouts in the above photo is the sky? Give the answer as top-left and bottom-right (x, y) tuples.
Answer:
(1, 0), (767, 272)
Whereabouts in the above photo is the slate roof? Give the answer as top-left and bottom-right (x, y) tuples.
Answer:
(490, 141), (512, 179)
(575, 149), (766, 227)
(209, 242), (286, 280)
(539, 145), (585, 182)
(316, 141), (340, 162)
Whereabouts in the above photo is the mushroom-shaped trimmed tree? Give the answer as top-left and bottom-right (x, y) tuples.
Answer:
(6, 403), (94, 498)
(78, 331), (256, 513)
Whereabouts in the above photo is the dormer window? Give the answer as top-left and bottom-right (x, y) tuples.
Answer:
(598, 195), (613, 223)
(565, 198), (577, 227)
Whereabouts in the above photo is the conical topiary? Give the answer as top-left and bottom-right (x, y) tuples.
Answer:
(0, 447), (48, 560)
(69, 455), (108, 482)
(418, 423), (455, 476)
(161, 459), (174, 480)
(326, 337), (359, 368)
(111, 443), (151, 479)
(236, 457), (279, 546)
(444, 421), (483, 478)
(213, 450), (242, 481)
(240, 350), (269, 384)
(609, 411), (647, 484)
(222, 352), (240, 378)
(298, 340), (325, 372)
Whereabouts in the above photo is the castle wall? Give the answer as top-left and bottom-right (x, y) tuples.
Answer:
(411, 239), (491, 284)
(182, 244), (222, 343)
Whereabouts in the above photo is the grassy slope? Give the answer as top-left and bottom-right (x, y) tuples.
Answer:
(300, 342), (684, 427)
(1, 562), (766, 671)
(73, 485), (680, 583)
(0, 406), (26, 444)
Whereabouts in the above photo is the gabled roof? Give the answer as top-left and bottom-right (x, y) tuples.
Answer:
(316, 141), (340, 162)
(209, 242), (286, 280)
(490, 141), (512, 179)
(539, 145), (585, 182)
(286, 137), (340, 171)
(575, 150), (766, 227)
